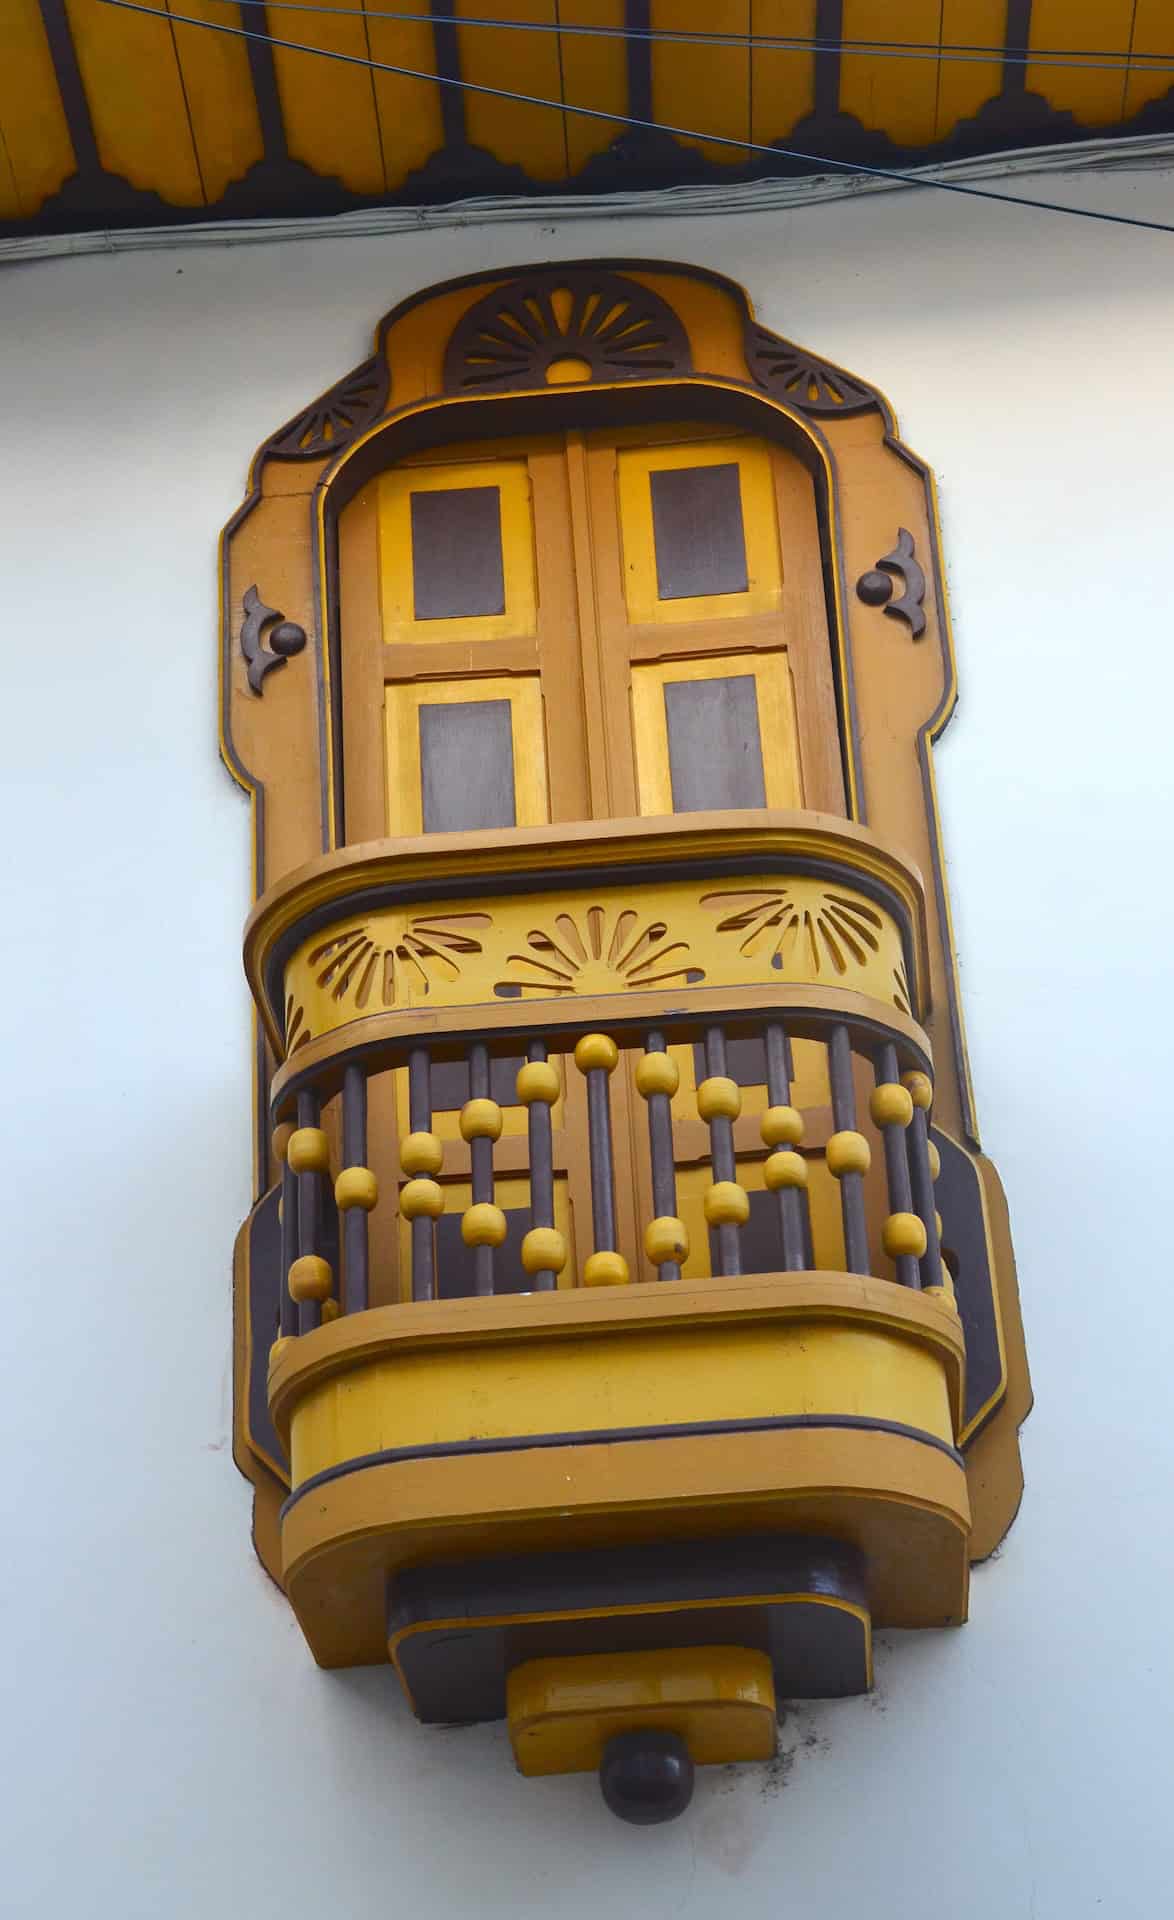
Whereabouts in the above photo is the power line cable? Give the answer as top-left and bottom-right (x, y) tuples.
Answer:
(97, 0), (1174, 236)
(186, 1), (1174, 76)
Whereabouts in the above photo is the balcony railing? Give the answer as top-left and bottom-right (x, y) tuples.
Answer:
(245, 812), (947, 1348)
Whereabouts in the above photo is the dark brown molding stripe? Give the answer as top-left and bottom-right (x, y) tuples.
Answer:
(238, 0), (288, 163)
(625, 0), (653, 126)
(280, 1412), (964, 1517)
(432, 0), (467, 152)
(1003, 0), (1033, 97)
(38, 0), (99, 173)
(813, 0), (844, 120)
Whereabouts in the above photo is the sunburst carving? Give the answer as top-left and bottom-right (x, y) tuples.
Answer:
(704, 887), (886, 978)
(444, 270), (692, 393)
(495, 905), (702, 997)
(746, 323), (878, 416)
(302, 912), (490, 1024)
(266, 355), (389, 461)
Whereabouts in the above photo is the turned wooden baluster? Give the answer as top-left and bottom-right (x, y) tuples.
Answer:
(287, 1088), (332, 1333)
(276, 1122), (298, 1340)
(870, 1041), (922, 1289)
(400, 1047), (443, 1303)
(461, 1043), (506, 1297)
(762, 1023), (812, 1272)
(574, 1033), (628, 1286)
(902, 1067), (946, 1295)
(637, 1029), (687, 1281)
(698, 1026), (749, 1279)
(516, 1042), (566, 1291)
(334, 1063), (376, 1313)
(826, 1025), (871, 1276)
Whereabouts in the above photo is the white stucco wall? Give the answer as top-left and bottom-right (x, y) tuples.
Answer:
(3, 164), (1173, 1918)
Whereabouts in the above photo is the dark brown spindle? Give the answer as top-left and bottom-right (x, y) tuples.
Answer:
(765, 1022), (810, 1271)
(643, 1028), (682, 1282)
(574, 1033), (623, 1282)
(295, 1088), (322, 1333)
(279, 1148), (297, 1338)
(468, 1043), (495, 1297)
(827, 1025), (870, 1275)
(408, 1047), (435, 1303)
(873, 1042), (921, 1290)
(525, 1040), (557, 1291)
(704, 1027), (741, 1278)
(905, 1070), (944, 1291)
(340, 1064), (369, 1312)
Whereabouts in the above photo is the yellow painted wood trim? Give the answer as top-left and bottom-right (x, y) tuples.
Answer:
(268, 979), (934, 1116)
(383, 674), (549, 836)
(377, 457), (537, 646)
(630, 650), (802, 814)
(616, 436), (782, 626)
(280, 1426), (970, 1664)
(269, 1269), (965, 1440)
(245, 809), (928, 1038)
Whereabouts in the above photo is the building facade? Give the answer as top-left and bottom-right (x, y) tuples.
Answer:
(3, 7), (1174, 1912)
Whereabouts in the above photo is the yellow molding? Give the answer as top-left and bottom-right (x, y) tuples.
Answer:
(268, 1269), (965, 1443)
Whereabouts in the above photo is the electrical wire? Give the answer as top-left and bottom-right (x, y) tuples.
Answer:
(98, 0), (1174, 235)
(187, 1), (1174, 78)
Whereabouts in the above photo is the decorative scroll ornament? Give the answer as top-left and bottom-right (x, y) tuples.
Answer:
(264, 354), (389, 461)
(746, 322), (879, 416)
(855, 529), (927, 639)
(239, 586), (306, 695)
(444, 269), (692, 393)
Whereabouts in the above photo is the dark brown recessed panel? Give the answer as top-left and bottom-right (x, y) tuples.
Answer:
(419, 699), (516, 832)
(436, 1206), (531, 1298)
(664, 674), (767, 812)
(410, 485), (506, 619)
(650, 462), (748, 600)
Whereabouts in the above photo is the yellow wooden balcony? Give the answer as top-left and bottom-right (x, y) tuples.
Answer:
(239, 807), (999, 1813)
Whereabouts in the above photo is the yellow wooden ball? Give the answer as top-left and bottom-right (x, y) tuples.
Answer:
(870, 1083), (914, 1130)
(583, 1249), (630, 1287)
(335, 1165), (378, 1212)
(462, 1202), (507, 1248)
(400, 1177), (444, 1221)
(927, 1140), (941, 1181)
(635, 1051), (679, 1099)
(704, 1181), (750, 1227)
(901, 1070), (933, 1111)
(697, 1075), (741, 1122)
(575, 1032), (619, 1075)
(883, 1211), (928, 1259)
(268, 1335), (294, 1367)
(934, 1210), (944, 1241)
(516, 1061), (560, 1106)
(401, 1130), (443, 1176)
(288, 1254), (332, 1303)
(760, 1105), (803, 1148)
(521, 1226), (568, 1275)
(826, 1130), (871, 1178)
(287, 1126), (330, 1175)
(644, 1215), (689, 1265)
(320, 1297), (341, 1324)
(271, 1122), (294, 1164)
(764, 1150), (807, 1191)
(460, 1098), (503, 1142)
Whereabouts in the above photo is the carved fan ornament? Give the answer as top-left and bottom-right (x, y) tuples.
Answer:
(746, 322), (878, 416)
(285, 913), (491, 1050)
(265, 354), (389, 460)
(444, 270), (692, 393)
(495, 907), (701, 997)
(703, 885), (910, 1011)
